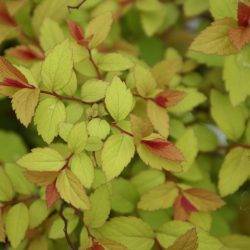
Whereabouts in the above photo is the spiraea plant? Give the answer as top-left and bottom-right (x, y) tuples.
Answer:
(0, 0), (250, 249)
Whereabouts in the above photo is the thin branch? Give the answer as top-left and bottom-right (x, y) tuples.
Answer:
(87, 48), (103, 80)
(58, 205), (77, 250)
(111, 123), (134, 137)
(40, 90), (93, 105)
(67, 0), (87, 12)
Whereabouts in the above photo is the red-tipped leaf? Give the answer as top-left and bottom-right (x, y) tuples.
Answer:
(154, 90), (185, 108)
(0, 1), (16, 26)
(141, 138), (184, 162)
(7, 45), (45, 61)
(46, 182), (60, 208)
(238, 2), (250, 27)
(68, 20), (87, 46)
(228, 26), (250, 50)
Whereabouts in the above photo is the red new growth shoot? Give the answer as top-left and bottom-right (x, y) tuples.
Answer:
(0, 2), (16, 26)
(7, 45), (45, 61)
(238, 2), (250, 27)
(142, 138), (184, 162)
(46, 182), (60, 208)
(68, 20), (88, 46)
(154, 90), (185, 108)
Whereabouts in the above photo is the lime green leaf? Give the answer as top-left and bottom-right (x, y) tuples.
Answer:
(49, 208), (79, 239)
(211, 90), (248, 141)
(189, 212), (212, 232)
(98, 53), (134, 72)
(84, 185), (111, 228)
(0, 167), (14, 202)
(66, 103), (84, 124)
(0, 131), (27, 162)
(131, 169), (165, 195)
(4, 163), (35, 195)
(32, 0), (68, 35)
(189, 18), (237, 56)
(184, 0), (209, 17)
(29, 200), (49, 229)
(41, 40), (73, 91)
(87, 118), (110, 140)
(80, 227), (92, 249)
(223, 48), (250, 106)
(193, 124), (218, 152)
(70, 153), (94, 189)
(111, 178), (139, 214)
(219, 147), (250, 197)
(39, 18), (65, 52)
(81, 79), (108, 103)
(220, 234), (250, 250)
(147, 101), (169, 138)
(17, 147), (65, 172)
(34, 97), (66, 144)
(68, 122), (88, 154)
(56, 169), (90, 210)
(11, 88), (40, 127)
(85, 136), (103, 152)
(209, 0), (237, 20)
(105, 76), (134, 121)
(134, 64), (156, 97)
(86, 12), (113, 48)
(138, 182), (179, 211)
(136, 0), (162, 12)
(101, 134), (135, 180)
(5, 203), (29, 248)
(97, 217), (155, 250)
(168, 87), (206, 114)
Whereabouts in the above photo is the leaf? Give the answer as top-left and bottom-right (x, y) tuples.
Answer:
(87, 118), (110, 140)
(111, 178), (139, 214)
(168, 87), (206, 114)
(0, 210), (5, 242)
(84, 185), (111, 228)
(134, 64), (156, 97)
(46, 182), (60, 208)
(184, 0), (209, 17)
(219, 147), (250, 197)
(189, 212), (212, 232)
(190, 18), (238, 55)
(40, 18), (65, 51)
(105, 76), (134, 121)
(228, 26), (250, 50)
(86, 12), (113, 48)
(152, 59), (182, 87)
(96, 217), (155, 250)
(136, 143), (182, 172)
(29, 200), (49, 229)
(130, 115), (153, 140)
(67, 20), (85, 46)
(131, 169), (165, 195)
(81, 79), (108, 103)
(141, 138), (184, 163)
(56, 169), (90, 210)
(5, 203), (29, 248)
(223, 47), (250, 106)
(6, 45), (44, 61)
(238, 1), (250, 27)
(210, 90), (248, 141)
(101, 134), (135, 180)
(17, 147), (66, 172)
(11, 88), (40, 127)
(183, 188), (225, 212)
(41, 40), (73, 91)
(138, 182), (179, 211)
(220, 234), (250, 250)
(147, 100), (169, 138)
(154, 90), (185, 108)
(4, 163), (35, 195)
(209, 0), (237, 20)
(0, 57), (29, 87)
(25, 170), (58, 186)
(98, 53), (134, 72)
(167, 228), (198, 250)
(68, 122), (88, 153)
(0, 167), (14, 202)
(70, 153), (94, 189)
(34, 97), (66, 144)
